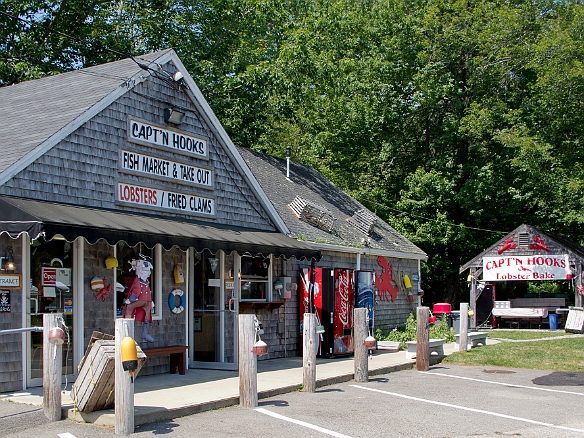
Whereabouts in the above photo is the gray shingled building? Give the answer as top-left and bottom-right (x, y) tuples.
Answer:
(0, 49), (425, 393)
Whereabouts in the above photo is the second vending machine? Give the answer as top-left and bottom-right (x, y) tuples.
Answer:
(299, 267), (354, 358)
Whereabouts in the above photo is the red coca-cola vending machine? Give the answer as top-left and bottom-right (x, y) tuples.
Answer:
(299, 267), (354, 358)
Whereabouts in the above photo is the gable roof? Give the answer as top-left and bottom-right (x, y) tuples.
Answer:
(460, 223), (584, 274)
(0, 49), (290, 235)
(0, 50), (170, 176)
(237, 147), (427, 260)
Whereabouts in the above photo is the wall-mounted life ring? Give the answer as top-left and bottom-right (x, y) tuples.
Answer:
(168, 289), (186, 314)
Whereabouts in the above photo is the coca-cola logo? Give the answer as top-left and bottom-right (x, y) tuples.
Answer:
(337, 272), (349, 327)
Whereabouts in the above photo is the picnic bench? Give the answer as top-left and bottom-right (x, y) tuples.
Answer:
(455, 332), (488, 350)
(492, 298), (566, 329)
(405, 339), (445, 360)
(142, 345), (189, 375)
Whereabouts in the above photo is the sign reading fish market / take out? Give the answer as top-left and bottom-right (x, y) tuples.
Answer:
(117, 182), (215, 217)
(483, 254), (570, 281)
(120, 149), (213, 189)
(128, 118), (208, 160)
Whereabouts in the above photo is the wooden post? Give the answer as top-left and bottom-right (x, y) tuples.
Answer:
(576, 264), (583, 308)
(353, 308), (368, 382)
(459, 303), (469, 352)
(239, 314), (257, 407)
(470, 270), (477, 329)
(115, 318), (135, 435)
(43, 313), (62, 422)
(416, 306), (429, 371)
(303, 313), (317, 392)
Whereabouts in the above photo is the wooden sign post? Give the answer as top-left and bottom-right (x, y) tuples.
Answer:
(239, 314), (258, 407)
(459, 303), (469, 352)
(416, 307), (430, 371)
(115, 318), (135, 435)
(353, 308), (368, 382)
(43, 313), (63, 422)
(303, 313), (317, 392)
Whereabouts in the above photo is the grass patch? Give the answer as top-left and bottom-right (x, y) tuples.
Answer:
(444, 336), (584, 372)
(487, 330), (573, 341)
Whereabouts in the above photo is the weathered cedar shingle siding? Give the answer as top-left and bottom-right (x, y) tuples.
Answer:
(2, 69), (274, 229)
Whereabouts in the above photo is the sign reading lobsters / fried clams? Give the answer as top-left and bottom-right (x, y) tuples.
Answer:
(117, 182), (215, 217)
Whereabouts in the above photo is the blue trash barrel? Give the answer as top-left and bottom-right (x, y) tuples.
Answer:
(549, 313), (558, 331)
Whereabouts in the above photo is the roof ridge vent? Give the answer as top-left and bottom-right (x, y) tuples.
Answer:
(287, 196), (335, 232)
(347, 209), (376, 235)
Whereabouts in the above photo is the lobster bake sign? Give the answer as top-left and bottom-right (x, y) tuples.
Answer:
(483, 254), (570, 281)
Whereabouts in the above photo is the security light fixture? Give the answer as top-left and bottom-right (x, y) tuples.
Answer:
(164, 108), (185, 125)
(173, 71), (184, 82)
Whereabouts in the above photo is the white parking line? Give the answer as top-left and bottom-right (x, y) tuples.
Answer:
(421, 371), (584, 396)
(57, 434), (77, 438)
(255, 407), (352, 438)
(351, 385), (584, 433)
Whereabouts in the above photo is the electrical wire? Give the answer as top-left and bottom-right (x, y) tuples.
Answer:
(358, 193), (509, 235)
(0, 10), (169, 84)
(57, 314), (71, 392)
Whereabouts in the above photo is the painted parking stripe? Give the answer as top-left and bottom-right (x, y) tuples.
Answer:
(421, 371), (584, 396)
(351, 385), (584, 433)
(255, 408), (352, 438)
(57, 434), (77, 438)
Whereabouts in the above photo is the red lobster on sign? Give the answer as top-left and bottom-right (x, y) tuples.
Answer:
(530, 236), (550, 252)
(95, 279), (112, 301)
(374, 256), (398, 302)
(497, 237), (517, 254)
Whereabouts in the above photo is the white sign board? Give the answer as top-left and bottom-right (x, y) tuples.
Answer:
(565, 307), (584, 333)
(121, 150), (213, 188)
(117, 182), (215, 217)
(0, 275), (20, 288)
(483, 254), (570, 281)
(128, 119), (208, 159)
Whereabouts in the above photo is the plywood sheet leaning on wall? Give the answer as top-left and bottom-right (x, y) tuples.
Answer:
(71, 340), (146, 412)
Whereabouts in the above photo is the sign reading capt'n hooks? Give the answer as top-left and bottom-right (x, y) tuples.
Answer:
(128, 118), (208, 160)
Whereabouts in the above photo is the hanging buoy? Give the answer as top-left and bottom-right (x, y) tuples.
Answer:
(429, 315), (437, 324)
(48, 327), (65, 345)
(121, 336), (138, 382)
(253, 339), (268, 356)
(365, 335), (377, 349)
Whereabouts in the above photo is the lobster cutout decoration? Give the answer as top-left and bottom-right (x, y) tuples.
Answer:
(530, 236), (551, 252)
(497, 237), (517, 254)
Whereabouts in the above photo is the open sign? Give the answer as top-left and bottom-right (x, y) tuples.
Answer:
(41, 267), (71, 286)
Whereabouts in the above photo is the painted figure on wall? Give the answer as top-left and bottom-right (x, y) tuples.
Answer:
(123, 254), (154, 342)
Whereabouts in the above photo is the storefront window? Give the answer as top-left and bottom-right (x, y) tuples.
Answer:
(115, 242), (161, 319)
(30, 237), (74, 379)
(240, 256), (270, 301)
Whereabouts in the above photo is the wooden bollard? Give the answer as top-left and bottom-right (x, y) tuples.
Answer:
(43, 313), (63, 422)
(353, 308), (368, 382)
(416, 306), (430, 371)
(303, 313), (317, 392)
(239, 314), (258, 407)
(459, 303), (469, 352)
(115, 318), (135, 435)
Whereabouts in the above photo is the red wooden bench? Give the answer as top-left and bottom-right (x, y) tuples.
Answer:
(142, 345), (189, 374)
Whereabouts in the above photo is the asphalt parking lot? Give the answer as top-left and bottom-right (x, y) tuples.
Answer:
(2, 364), (584, 437)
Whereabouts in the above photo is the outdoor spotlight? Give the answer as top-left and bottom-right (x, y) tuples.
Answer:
(164, 108), (185, 125)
